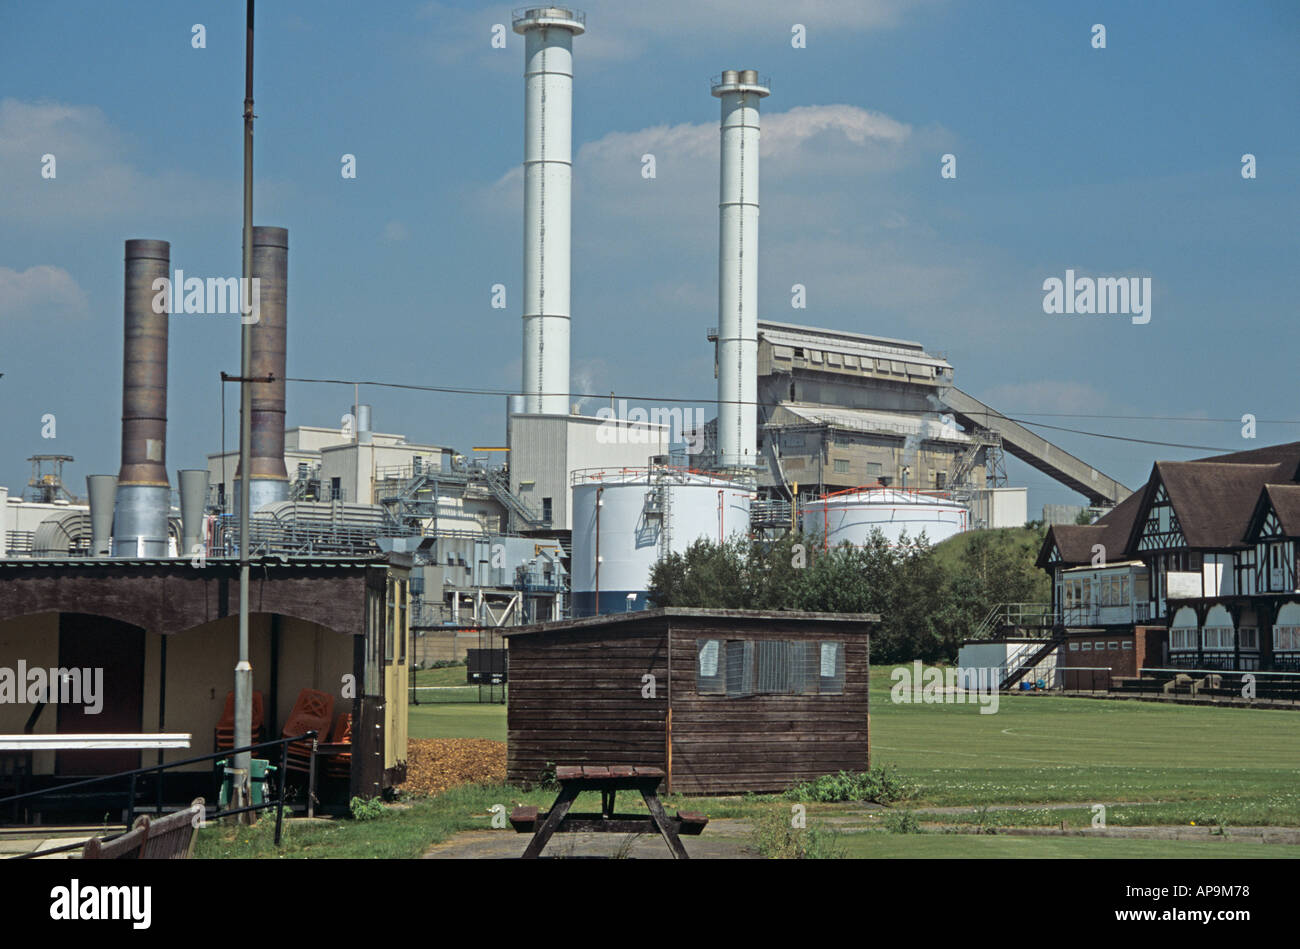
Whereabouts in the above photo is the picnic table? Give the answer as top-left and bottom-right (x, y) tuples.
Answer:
(510, 765), (707, 859)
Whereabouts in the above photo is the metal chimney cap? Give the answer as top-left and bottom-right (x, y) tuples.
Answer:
(513, 6), (584, 33)
(124, 239), (171, 260)
(711, 70), (771, 97)
(252, 225), (289, 248)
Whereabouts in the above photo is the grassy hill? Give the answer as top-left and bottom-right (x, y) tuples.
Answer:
(931, 525), (1046, 575)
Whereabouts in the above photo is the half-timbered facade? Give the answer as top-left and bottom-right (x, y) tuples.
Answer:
(1038, 442), (1300, 674)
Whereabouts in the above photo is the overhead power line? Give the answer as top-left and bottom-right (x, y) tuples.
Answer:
(270, 375), (1267, 454)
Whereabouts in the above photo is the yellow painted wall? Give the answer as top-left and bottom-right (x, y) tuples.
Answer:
(6, 611), (357, 776)
(0, 613), (60, 773)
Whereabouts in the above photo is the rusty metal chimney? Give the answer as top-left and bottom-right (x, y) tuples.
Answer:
(235, 225), (289, 511)
(112, 239), (171, 557)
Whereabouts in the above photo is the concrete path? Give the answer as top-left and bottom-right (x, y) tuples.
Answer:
(0, 834), (91, 858)
(423, 818), (757, 859)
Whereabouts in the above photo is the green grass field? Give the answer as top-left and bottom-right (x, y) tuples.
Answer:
(837, 834), (1300, 859)
(199, 663), (1300, 857)
(409, 703), (507, 741)
(397, 664), (1300, 854)
(411, 665), (472, 687)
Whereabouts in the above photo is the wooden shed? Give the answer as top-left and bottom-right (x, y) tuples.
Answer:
(504, 608), (877, 795)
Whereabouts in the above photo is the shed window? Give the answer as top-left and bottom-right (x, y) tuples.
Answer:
(700, 639), (844, 697)
(696, 639), (724, 694)
(819, 642), (845, 694)
(725, 640), (754, 696)
(755, 640), (814, 694)
(398, 580), (408, 662)
(385, 579), (397, 662)
(365, 587), (382, 695)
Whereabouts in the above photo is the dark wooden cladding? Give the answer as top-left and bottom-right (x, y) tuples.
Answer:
(507, 626), (668, 787)
(504, 608), (874, 795)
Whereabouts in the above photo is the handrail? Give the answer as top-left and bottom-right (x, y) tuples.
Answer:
(1, 731), (318, 851)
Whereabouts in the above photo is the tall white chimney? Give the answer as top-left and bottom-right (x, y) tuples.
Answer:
(712, 69), (769, 468)
(515, 7), (584, 416)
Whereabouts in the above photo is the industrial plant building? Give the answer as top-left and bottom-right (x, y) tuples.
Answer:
(0, 3), (1140, 638)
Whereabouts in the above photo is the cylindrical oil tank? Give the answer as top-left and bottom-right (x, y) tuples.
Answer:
(570, 467), (753, 617)
(801, 488), (968, 548)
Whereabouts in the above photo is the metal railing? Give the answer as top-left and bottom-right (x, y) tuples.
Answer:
(4, 532), (34, 554)
(978, 603), (1058, 639)
(1, 731), (317, 856)
(709, 72), (773, 92)
(513, 7), (585, 27)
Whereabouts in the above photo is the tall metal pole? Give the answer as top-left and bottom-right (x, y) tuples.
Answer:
(234, 0), (256, 817)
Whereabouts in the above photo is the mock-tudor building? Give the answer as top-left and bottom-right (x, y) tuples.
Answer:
(1038, 442), (1300, 675)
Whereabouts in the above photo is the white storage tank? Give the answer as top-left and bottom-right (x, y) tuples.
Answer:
(801, 487), (968, 548)
(571, 466), (753, 617)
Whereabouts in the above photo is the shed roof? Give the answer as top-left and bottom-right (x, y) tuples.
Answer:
(504, 607), (880, 638)
(0, 554), (390, 572)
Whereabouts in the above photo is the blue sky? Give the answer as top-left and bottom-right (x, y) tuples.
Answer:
(2, 0), (1297, 514)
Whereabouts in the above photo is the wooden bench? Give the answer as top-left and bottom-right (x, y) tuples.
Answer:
(510, 765), (707, 859)
(82, 797), (206, 860)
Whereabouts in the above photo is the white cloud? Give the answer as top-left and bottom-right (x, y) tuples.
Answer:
(0, 98), (230, 223)
(0, 265), (89, 321)
(383, 220), (410, 242)
(414, 0), (936, 64)
(475, 102), (971, 339)
(486, 103), (915, 212)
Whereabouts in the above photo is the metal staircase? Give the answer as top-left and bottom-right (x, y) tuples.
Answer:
(482, 468), (547, 531)
(1000, 633), (1066, 691)
(976, 602), (1063, 690)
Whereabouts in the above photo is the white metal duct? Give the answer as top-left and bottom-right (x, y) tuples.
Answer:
(32, 510), (92, 557)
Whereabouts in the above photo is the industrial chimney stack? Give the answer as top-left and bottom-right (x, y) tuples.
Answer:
(235, 225), (290, 511)
(515, 6), (584, 415)
(113, 239), (172, 557)
(712, 69), (769, 468)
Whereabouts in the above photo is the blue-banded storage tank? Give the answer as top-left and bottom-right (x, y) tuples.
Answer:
(570, 465), (753, 617)
(801, 487), (968, 548)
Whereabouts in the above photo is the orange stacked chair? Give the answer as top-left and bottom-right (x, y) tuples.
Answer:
(282, 688), (335, 774)
(214, 691), (264, 752)
(323, 713), (352, 781)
